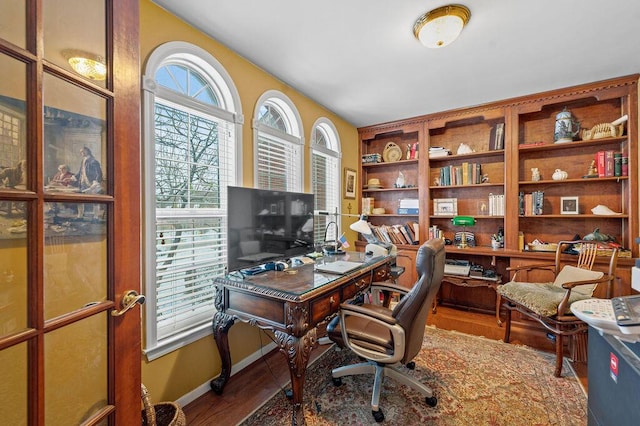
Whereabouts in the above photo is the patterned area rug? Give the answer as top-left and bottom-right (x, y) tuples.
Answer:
(241, 326), (587, 425)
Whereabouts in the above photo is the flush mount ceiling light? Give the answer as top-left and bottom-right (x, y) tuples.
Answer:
(413, 4), (471, 48)
(62, 49), (107, 81)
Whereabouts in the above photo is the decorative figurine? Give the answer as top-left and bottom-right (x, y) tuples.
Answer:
(584, 160), (598, 178)
(552, 169), (568, 180)
(531, 167), (541, 181)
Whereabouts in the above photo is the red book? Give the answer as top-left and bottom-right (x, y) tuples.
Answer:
(596, 151), (606, 177)
(605, 150), (615, 176)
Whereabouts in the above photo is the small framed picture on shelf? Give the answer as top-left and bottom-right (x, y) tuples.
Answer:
(560, 196), (579, 214)
(433, 198), (458, 216)
(344, 168), (357, 199)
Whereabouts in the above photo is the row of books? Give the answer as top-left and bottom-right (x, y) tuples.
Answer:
(369, 222), (419, 246)
(596, 150), (628, 177)
(438, 162), (483, 186)
(428, 225), (445, 240)
(487, 193), (505, 216)
(519, 191), (544, 216)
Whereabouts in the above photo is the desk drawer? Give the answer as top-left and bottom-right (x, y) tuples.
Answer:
(373, 265), (391, 282)
(343, 275), (372, 300)
(310, 290), (341, 324)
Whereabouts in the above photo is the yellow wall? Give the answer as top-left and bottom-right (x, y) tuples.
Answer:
(140, 0), (360, 402)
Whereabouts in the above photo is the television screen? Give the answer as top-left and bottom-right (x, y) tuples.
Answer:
(227, 186), (314, 273)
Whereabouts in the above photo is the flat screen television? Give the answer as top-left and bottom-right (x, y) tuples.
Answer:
(227, 186), (314, 273)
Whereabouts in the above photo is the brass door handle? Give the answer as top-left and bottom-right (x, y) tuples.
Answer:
(111, 290), (146, 317)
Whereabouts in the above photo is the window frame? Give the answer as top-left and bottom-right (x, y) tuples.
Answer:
(310, 118), (342, 244)
(253, 90), (304, 192)
(141, 41), (243, 360)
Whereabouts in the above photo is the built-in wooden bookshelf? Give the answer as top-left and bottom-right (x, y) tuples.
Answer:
(357, 74), (639, 299)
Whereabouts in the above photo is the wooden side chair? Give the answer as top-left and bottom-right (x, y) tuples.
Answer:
(497, 240), (618, 377)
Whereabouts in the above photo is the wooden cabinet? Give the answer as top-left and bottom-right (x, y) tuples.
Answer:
(357, 74), (639, 298)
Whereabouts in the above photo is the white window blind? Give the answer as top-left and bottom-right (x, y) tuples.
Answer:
(312, 150), (339, 243)
(153, 100), (235, 342)
(256, 132), (301, 192)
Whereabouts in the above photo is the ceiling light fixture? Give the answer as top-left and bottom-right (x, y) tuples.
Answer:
(62, 49), (107, 81)
(413, 4), (471, 48)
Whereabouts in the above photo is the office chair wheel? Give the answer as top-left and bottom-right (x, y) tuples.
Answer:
(372, 409), (384, 422)
(332, 377), (342, 386)
(406, 361), (415, 370)
(425, 396), (438, 407)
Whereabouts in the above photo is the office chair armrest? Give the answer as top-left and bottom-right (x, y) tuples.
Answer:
(339, 302), (397, 326)
(339, 305), (405, 364)
(370, 282), (410, 296)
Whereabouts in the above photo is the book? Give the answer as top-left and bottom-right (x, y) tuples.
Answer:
(614, 152), (622, 176)
(397, 207), (419, 215)
(596, 151), (606, 177)
(605, 150), (615, 177)
(490, 123), (505, 150)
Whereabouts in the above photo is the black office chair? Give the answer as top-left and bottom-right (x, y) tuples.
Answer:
(327, 238), (445, 422)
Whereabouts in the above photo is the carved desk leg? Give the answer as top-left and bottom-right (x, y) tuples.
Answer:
(274, 327), (317, 426)
(210, 311), (235, 394)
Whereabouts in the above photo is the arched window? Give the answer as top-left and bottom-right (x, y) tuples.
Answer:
(310, 118), (341, 244)
(142, 42), (243, 360)
(253, 91), (303, 191)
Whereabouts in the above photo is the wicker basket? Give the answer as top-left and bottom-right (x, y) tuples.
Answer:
(141, 384), (187, 426)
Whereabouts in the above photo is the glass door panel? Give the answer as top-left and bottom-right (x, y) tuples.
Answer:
(0, 342), (28, 425)
(0, 53), (27, 188)
(0, 201), (28, 336)
(44, 202), (107, 320)
(43, 0), (107, 87)
(44, 313), (108, 425)
(43, 73), (107, 195)
(0, 0), (26, 49)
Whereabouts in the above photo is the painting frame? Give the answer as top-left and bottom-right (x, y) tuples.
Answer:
(560, 196), (579, 214)
(433, 198), (458, 216)
(344, 168), (357, 199)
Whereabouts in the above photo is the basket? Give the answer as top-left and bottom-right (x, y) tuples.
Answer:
(141, 384), (186, 426)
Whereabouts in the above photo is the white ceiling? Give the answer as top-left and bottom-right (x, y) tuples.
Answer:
(152, 0), (640, 128)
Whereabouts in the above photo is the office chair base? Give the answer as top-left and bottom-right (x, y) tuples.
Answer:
(331, 360), (437, 422)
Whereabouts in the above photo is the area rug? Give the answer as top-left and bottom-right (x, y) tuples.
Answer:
(240, 326), (587, 425)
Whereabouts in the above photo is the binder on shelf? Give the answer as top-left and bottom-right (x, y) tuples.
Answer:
(397, 207), (419, 215)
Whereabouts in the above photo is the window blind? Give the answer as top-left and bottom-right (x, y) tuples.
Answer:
(153, 100), (234, 341)
(312, 150), (339, 243)
(256, 132), (301, 192)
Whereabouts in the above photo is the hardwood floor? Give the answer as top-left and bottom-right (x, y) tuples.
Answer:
(182, 306), (587, 425)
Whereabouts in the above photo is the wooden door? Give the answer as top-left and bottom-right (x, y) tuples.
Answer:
(0, 1), (141, 424)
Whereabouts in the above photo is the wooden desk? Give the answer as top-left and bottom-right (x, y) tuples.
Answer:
(211, 253), (392, 425)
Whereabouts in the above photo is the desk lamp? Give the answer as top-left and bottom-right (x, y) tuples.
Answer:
(350, 215), (394, 256)
(452, 216), (476, 248)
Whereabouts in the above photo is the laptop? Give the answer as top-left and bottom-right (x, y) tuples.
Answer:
(315, 260), (363, 275)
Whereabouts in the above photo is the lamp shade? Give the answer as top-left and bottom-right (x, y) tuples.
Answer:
(451, 216), (475, 227)
(350, 217), (372, 235)
(414, 4), (471, 48)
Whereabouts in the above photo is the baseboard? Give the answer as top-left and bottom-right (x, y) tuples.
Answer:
(175, 341), (277, 408)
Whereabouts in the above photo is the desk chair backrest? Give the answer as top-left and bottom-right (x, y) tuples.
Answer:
(392, 238), (445, 363)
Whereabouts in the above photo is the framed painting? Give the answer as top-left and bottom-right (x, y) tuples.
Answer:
(344, 168), (356, 199)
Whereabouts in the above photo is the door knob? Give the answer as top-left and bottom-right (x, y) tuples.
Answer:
(111, 290), (146, 317)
